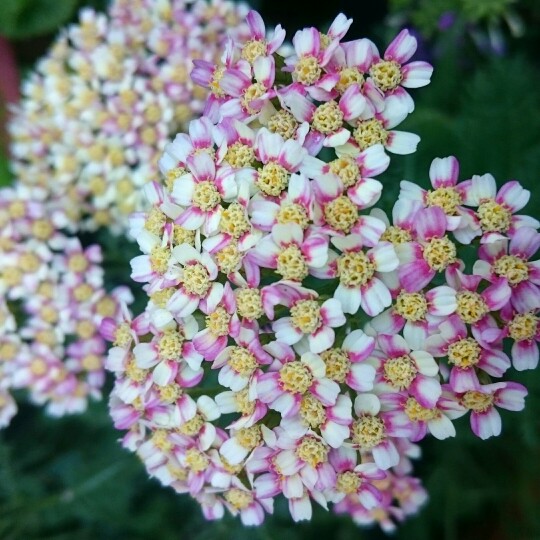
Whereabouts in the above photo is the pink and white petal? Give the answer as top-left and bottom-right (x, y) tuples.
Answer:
(153, 360), (177, 386)
(384, 29), (417, 63)
(310, 378), (340, 406)
(348, 178), (383, 209)
(496, 382), (527, 411)
(386, 130), (420, 155)
(272, 223), (304, 247)
(340, 84), (367, 121)
(308, 325), (336, 354)
(410, 375), (442, 408)
(470, 408), (501, 440)
(509, 227), (540, 259)
(378, 334), (409, 357)
(360, 277), (392, 316)
(512, 340), (539, 371)
(321, 298), (346, 327)
(289, 495), (312, 522)
(321, 421), (349, 448)
(371, 440), (399, 470)
(343, 329), (376, 362)
(463, 173), (497, 206)
(354, 393), (381, 416)
(511, 281), (540, 313)
(370, 242), (399, 272)
(220, 437), (249, 465)
(273, 318), (303, 345)
(410, 350), (439, 377)
(401, 61), (433, 88)
(428, 414), (456, 439)
(175, 207), (206, 230)
(426, 286), (457, 316)
(279, 138), (307, 171)
(429, 156), (459, 188)
(483, 278), (512, 311)
(449, 367), (478, 392)
(399, 260), (434, 293)
(323, 128), (351, 148)
(496, 181), (530, 212)
(347, 363), (376, 392)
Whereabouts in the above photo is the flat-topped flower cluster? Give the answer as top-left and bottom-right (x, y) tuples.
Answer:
(105, 9), (540, 529)
(0, 185), (130, 427)
(8, 0), (249, 234)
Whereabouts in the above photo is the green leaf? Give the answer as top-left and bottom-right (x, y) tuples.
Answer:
(0, 0), (78, 39)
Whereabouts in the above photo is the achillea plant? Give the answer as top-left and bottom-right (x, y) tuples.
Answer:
(8, 0), (250, 234)
(103, 9), (538, 529)
(0, 0), (250, 427)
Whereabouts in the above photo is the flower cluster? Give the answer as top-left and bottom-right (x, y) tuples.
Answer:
(8, 0), (250, 234)
(106, 9), (539, 529)
(0, 184), (130, 426)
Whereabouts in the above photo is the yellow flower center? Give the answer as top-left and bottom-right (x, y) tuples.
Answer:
(320, 348), (351, 383)
(337, 250), (375, 287)
(73, 283), (93, 302)
(236, 288), (264, 320)
(210, 66), (226, 97)
(508, 312), (538, 341)
(165, 166), (186, 192)
(224, 142), (255, 168)
(460, 391), (494, 413)
(276, 245), (308, 281)
(173, 225), (196, 246)
(158, 329), (184, 359)
(336, 471), (361, 494)
(276, 203), (310, 229)
(291, 299), (322, 334)
(31, 219), (54, 240)
(206, 307), (231, 336)
(30, 358), (48, 376)
(81, 354), (101, 371)
(279, 361), (314, 394)
(351, 416), (386, 448)
(150, 288), (175, 309)
(369, 60), (403, 92)
(40, 305), (58, 324)
(220, 203), (250, 238)
(324, 195), (358, 233)
(426, 187), (463, 215)
(294, 55), (322, 85)
(456, 291), (488, 324)
(353, 119), (388, 151)
(493, 255), (529, 285)
(182, 262), (211, 296)
(0, 342), (18, 361)
(144, 207), (167, 235)
(236, 425), (262, 449)
(234, 387), (256, 415)
(384, 355), (418, 390)
(193, 181), (221, 211)
(336, 67), (364, 94)
(394, 291), (428, 321)
(8, 200), (26, 219)
(404, 397), (440, 422)
(125, 357), (148, 382)
(20, 253), (41, 273)
(216, 242), (242, 274)
(312, 100), (344, 134)
(225, 488), (254, 510)
(257, 162), (290, 196)
(96, 296), (116, 317)
(152, 429), (173, 452)
(329, 155), (360, 188)
(178, 414), (205, 436)
(242, 82), (267, 114)
(423, 236), (457, 271)
(477, 199), (512, 233)
(150, 246), (171, 274)
(185, 448), (209, 472)
(158, 382), (183, 403)
(241, 39), (267, 64)
(447, 338), (481, 368)
(296, 436), (328, 468)
(114, 322), (132, 348)
(381, 226), (412, 244)
(228, 346), (258, 377)
(300, 394), (327, 428)
(267, 109), (298, 140)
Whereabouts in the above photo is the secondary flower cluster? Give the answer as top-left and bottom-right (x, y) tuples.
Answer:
(8, 0), (249, 234)
(0, 184), (130, 427)
(105, 9), (539, 530)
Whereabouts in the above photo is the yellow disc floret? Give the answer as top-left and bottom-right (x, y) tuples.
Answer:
(353, 119), (388, 150)
(460, 391), (494, 413)
(295, 436), (328, 467)
(383, 355), (418, 390)
(312, 101), (344, 134)
(294, 55), (322, 85)
(477, 199), (512, 233)
(493, 255), (529, 285)
(351, 416), (385, 448)
(276, 245), (308, 281)
(394, 291), (428, 322)
(508, 312), (538, 341)
(228, 347), (258, 377)
(456, 291), (488, 324)
(257, 162), (289, 196)
(369, 60), (403, 92)
(329, 155), (359, 188)
(324, 195), (358, 233)
(337, 250), (375, 287)
(423, 236), (457, 271)
(193, 181), (221, 211)
(320, 348), (351, 383)
(236, 288), (264, 320)
(291, 299), (322, 334)
(447, 338), (481, 368)
(279, 361), (313, 394)
(182, 262), (211, 296)
(426, 187), (462, 215)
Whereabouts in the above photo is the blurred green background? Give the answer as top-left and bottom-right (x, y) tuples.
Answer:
(1, 0), (540, 538)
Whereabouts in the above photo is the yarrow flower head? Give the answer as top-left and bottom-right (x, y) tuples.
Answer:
(105, 8), (538, 529)
(0, 185), (131, 426)
(8, 0), (250, 234)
